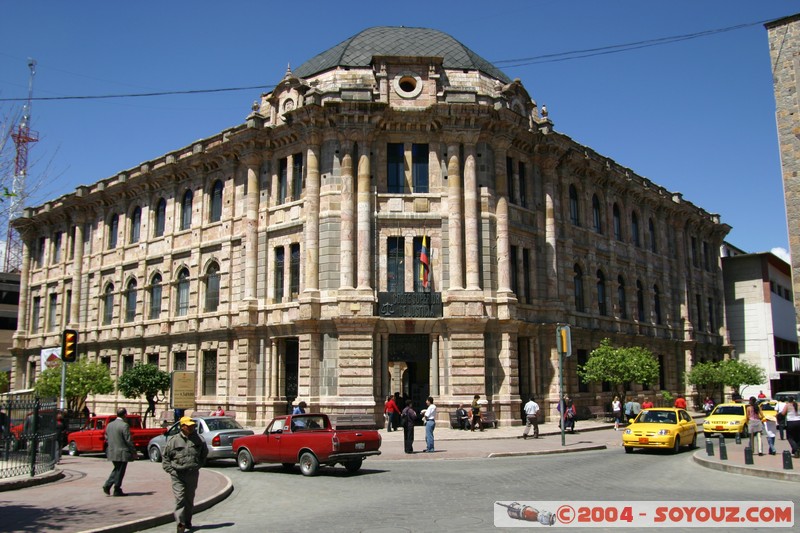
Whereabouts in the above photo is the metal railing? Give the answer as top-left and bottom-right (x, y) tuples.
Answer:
(1, 397), (60, 479)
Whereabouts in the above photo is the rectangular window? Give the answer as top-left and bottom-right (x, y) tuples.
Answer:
(65, 290), (72, 324)
(510, 245), (519, 295)
(290, 243), (300, 298)
(274, 247), (285, 302)
(695, 294), (703, 331)
(691, 237), (699, 268)
(123, 355), (134, 374)
(707, 297), (715, 332)
(48, 293), (58, 332)
(31, 296), (41, 333)
(518, 162), (527, 208)
(150, 281), (162, 320)
(101, 356), (111, 370)
(387, 237), (405, 293)
(52, 232), (62, 264)
(506, 157), (514, 200)
(279, 157), (288, 204)
(577, 350), (589, 393)
(387, 143), (405, 194)
(523, 248), (531, 303)
(413, 237), (428, 292)
(203, 350), (217, 396)
(173, 351), (187, 371)
(36, 237), (46, 268)
(412, 144), (429, 193)
(69, 226), (77, 261)
(147, 353), (159, 366)
(703, 242), (711, 271)
(292, 153), (304, 200)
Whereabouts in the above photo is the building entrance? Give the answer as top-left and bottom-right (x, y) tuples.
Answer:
(388, 334), (429, 413)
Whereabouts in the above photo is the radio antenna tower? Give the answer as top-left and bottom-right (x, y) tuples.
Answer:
(5, 59), (38, 273)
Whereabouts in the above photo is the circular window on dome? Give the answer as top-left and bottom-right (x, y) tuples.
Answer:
(392, 72), (423, 99)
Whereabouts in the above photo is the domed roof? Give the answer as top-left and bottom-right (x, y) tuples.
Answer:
(293, 26), (511, 84)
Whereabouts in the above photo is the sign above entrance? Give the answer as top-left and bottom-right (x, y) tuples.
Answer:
(378, 292), (443, 318)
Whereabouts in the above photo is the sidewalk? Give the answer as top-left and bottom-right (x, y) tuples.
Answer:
(1, 418), (797, 533)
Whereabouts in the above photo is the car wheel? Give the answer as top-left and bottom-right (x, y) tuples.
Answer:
(237, 449), (255, 472)
(624, 446), (633, 454)
(281, 463), (294, 471)
(148, 446), (162, 463)
(299, 452), (319, 477)
(68, 441), (80, 456)
(344, 459), (363, 473)
(672, 436), (681, 454)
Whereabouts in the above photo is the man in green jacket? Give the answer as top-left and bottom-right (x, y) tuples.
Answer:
(162, 416), (208, 533)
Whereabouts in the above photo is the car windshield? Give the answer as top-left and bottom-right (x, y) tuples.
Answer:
(713, 406), (744, 416)
(638, 411), (676, 424)
(205, 418), (243, 431)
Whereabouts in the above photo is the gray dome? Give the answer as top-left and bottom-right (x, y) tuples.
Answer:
(293, 26), (511, 84)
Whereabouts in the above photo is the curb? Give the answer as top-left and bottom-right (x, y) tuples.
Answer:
(489, 444), (608, 458)
(0, 468), (65, 492)
(691, 450), (800, 483)
(80, 471), (234, 533)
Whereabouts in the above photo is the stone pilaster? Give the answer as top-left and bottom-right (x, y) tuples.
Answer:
(339, 142), (355, 289)
(463, 143), (481, 290)
(494, 141), (512, 294)
(447, 143), (464, 290)
(70, 219), (84, 327)
(356, 145), (372, 290)
(304, 140), (321, 293)
(242, 153), (261, 303)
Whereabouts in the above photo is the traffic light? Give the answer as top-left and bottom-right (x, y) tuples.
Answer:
(62, 329), (78, 362)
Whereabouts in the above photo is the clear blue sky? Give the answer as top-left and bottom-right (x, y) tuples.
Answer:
(0, 1), (795, 256)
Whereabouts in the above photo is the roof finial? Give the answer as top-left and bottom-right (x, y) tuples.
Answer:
(284, 63), (293, 79)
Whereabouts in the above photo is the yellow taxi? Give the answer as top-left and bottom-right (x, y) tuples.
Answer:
(622, 408), (697, 454)
(702, 402), (747, 437)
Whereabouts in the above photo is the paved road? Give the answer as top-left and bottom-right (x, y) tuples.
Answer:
(142, 446), (800, 533)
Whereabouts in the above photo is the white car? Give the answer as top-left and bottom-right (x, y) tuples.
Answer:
(147, 416), (254, 462)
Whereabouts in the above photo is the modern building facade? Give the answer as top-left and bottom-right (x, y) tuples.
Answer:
(721, 247), (799, 397)
(10, 27), (730, 425)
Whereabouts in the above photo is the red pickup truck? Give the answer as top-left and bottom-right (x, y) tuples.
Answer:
(233, 413), (381, 476)
(66, 414), (164, 457)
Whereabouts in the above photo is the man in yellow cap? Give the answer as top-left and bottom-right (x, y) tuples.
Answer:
(162, 416), (208, 533)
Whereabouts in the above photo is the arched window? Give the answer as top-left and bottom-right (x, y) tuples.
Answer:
(205, 262), (220, 312)
(592, 194), (602, 233)
(654, 285), (662, 324)
(210, 180), (223, 223)
(149, 273), (162, 319)
(108, 214), (119, 249)
(636, 280), (645, 322)
(569, 185), (580, 226)
(129, 206), (141, 244)
(154, 198), (167, 237)
(617, 275), (627, 319)
(613, 204), (622, 241)
(597, 270), (607, 316)
(180, 190), (193, 231)
(574, 264), (585, 313)
(631, 212), (640, 247)
(125, 279), (137, 322)
(176, 268), (190, 316)
(103, 283), (114, 325)
(648, 218), (657, 253)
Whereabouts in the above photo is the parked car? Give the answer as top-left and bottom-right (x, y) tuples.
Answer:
(66, 414), (163, 457)
(147, 416), (254, 462)
(774, 391), (800, 403)
(622, 408), (697, 454)
(702, 403), (748, 437)
(233, 413), (382, 476)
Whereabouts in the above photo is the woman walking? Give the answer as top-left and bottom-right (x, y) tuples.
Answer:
(781, 396), (800, 458)
(746, 396), (765, 456)
(611, 395), (622, 431)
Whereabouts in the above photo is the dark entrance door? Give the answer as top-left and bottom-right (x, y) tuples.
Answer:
(285, 338), (299, 414)
(388, 334), (429, 414)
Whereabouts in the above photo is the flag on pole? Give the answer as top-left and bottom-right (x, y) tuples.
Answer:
(420, 235), (430, 289)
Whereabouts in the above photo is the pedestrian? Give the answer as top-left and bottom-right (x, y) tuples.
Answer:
(764, 410), (778, 455)
(641, 397), (654, 409)
(624, 397), (635, 423)
(401, 400), (417, 454)
(211, 405), (225, 416)
(731, 389), (742, 403)
(780, 397), (800, 458)
(775, 399), (786, 440)
(420, 396), (437, 452)
(559, 395), (576, 433)
(392, 392), (403, 430)
(521, 396), (540, 439)
(0, 407), (7, 436)
(292, 400), (307, 415)
(611, 395), (622, 431)
(162, 416), (209, 533)
(470, 394), (483, 432)
(757, 390), (767, 399)
(746, 396), (765, 456)
(54, 412), (66, 463)
(455, 404), (470, 430)
(102, 407), (136, 497)
(82, 404), (91, 423)
(703, 396), (714, 416)
(673, 395), (687, 410)
(385, 394), (401, 432)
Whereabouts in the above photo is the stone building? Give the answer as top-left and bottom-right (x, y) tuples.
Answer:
(10, 27), (730, 425)
(767, 14), (800, 338)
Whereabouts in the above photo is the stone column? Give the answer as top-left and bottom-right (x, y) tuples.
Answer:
(15, 234), (31, 335)
(463, 143), (480, 290)
(70, 220), (84, 326)
(447, 143), (464, 290)
(286, 153), (295, 202)
(270, 339), (278, 399)
(539, 153), (560, 300)
(494, 142), (512, 293)
(356, 144), (372, 289)
(339, 142), (355, 288)
(381, 333), (389, 397)
(430, 335), (440, 397)
(304, 140), (321, 292)
(242, 153), (261, 301)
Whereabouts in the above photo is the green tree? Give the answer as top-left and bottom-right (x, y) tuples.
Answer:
(34, 359), (115, 412)
(117, 364), (170, 426)
(578, 338), (660, 399)
(719, 359), (766, 394)
(685, 361), (724, 402)
(0, 370), (9, 393)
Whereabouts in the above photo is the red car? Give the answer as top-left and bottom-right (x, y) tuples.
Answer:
(233, 413), (381, 476)
(66, 414), (164, 457)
